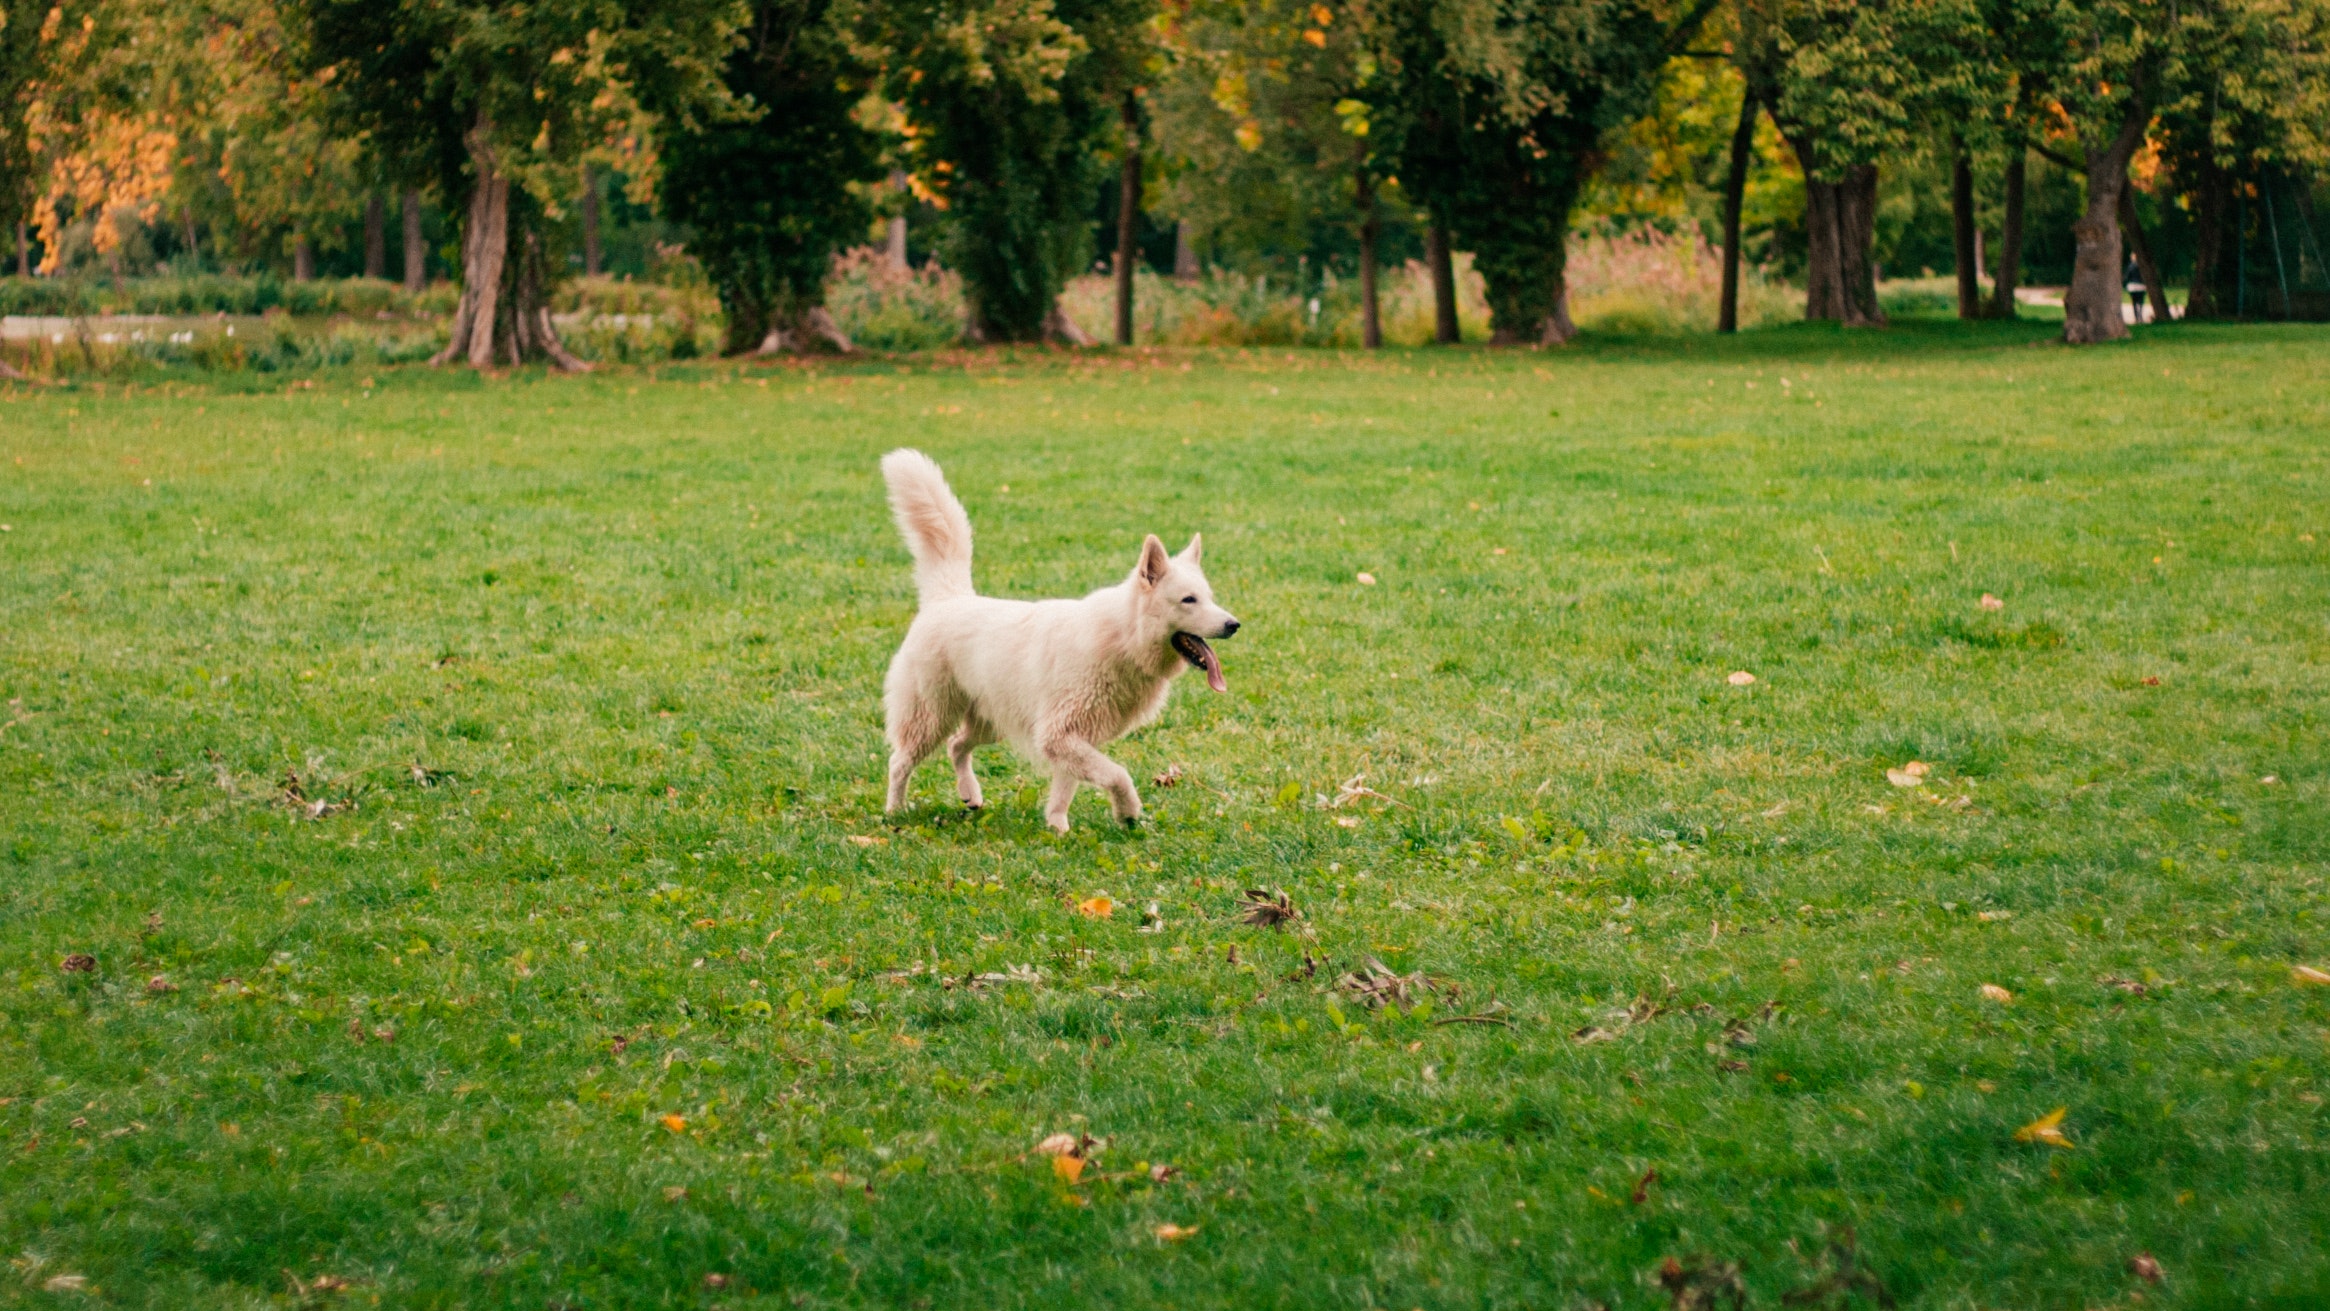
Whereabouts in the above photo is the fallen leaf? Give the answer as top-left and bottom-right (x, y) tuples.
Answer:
(1237, 888), (1300, 929)
(1148, 1162), (1179, 1182)
(1979, 593), (2004, 611)
(1630, 1168), (1659, 1205)
(1979, 984), (2014, 1003)
(1077, 895), (1116, 919)
(1885, 761), (1930, 788)
(847, 834), (888, 847)
(663, 1186), (689, 1202)
(1154, 1223), (1199, 1241)
(2098, 975), (2151, 996)
(1036, 1132), (1083, 1157)
(2129, 1252), (2163, 1283)
(147, 975), (177, 993)
(1977, 909), (2012, 922)
(1052, 1153), (1087, 1183)
(2014, 1106), (2074, 1148)
(1137, 902), (1166, 933)
(44, 1274), (89, 1292)
(1726, 670), (1756, 686)
(60, 953), (96, 973)
(701, 1273), (730, 1290)
(659, 1114), (687, 1133)
(1151, 764), (1183, 788)
(2141, 675), (2161, 686)
(2293, 965), (2330, 986)
(691, 918), (716, 929)
(1657, 1255), (1746, 1311)
(1572, 1025), (1621, 1044)
(1356, 571), (1376, 585)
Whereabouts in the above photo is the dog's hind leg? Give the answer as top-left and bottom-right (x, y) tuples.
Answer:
(884, 695), (948, 814)
(1039, 733), (1141, 831)
(947, 717), (992, 809)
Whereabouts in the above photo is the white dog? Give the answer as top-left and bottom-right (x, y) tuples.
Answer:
(878, 449), (1239, 831)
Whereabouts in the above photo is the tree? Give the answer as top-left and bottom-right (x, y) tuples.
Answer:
(1153, 0), (1398, 343)
(881, 0), (1152, 342)
(2155, 0), (2330, 319)
(1375, 0), (1714, 345)
(660, 0), (885, 355)
(299, 0), (745, 369)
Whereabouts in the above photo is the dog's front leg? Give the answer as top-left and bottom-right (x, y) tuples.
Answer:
(1040, 733), (1141, 830)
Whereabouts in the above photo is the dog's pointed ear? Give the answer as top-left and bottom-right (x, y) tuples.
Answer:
(1178, 532), (1203, 563)
(1135, 534), (1171, 588)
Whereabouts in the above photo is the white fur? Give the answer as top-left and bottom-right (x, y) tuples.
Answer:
(878, 449), (1239, 831)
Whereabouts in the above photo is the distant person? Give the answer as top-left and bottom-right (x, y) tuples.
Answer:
(2125, 257), (2148, 323)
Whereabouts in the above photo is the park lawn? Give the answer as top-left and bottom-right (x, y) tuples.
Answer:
(2, 321), (2327, 1311)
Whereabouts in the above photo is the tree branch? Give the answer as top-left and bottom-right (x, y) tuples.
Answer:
(1660, 0), (1725, 57)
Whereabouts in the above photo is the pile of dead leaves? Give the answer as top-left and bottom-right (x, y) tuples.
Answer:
(1237, 888), (1301, 929)
(1334, 957), (1453, 1013)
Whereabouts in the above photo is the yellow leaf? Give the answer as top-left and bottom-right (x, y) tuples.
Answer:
(2014, 1107), (2074, 1148)
(2294, 965), (2330, 986)
(1053, 1153), (1086, 1183)
(1886, 761), (1931, 787)
(1154, 1223), (1199, 1241)
(1979, 984), (2014, 1003)
(660, 1114), (687, 1133)
(1078, 896), (1115, 919)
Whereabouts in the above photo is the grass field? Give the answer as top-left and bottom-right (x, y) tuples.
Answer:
(4, 320), (2327, 1311)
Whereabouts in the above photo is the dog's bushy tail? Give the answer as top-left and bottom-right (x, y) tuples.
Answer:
(881, 448), (974, 604)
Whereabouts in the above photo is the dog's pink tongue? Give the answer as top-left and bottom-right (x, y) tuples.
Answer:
(1200, 644), (1226, 693)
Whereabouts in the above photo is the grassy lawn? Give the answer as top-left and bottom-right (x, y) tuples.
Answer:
(4, 321), (2328, 1311)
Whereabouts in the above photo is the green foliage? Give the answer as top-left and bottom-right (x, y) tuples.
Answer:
(1152, 0), (1417, 281)
(0, 273), (432, 317)
(881, 0), (1150, 339)
(1375, 0), (1683, 340)
(661, 0), (885, 355)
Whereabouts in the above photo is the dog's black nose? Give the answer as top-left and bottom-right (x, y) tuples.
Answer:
(1220, 619), (1240, 636)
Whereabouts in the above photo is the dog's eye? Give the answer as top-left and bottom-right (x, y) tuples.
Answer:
(1181, 595), (1197, 604)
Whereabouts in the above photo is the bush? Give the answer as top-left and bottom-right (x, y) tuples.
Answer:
(825, 249), (967, 351)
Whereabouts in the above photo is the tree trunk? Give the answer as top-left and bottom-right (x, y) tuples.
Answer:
(1043, 303), (1093, 346)
(1356, 156), (1381, 350)
(15, 221), (28, 277)
(505, 225), (591, 372)
(581, 164), (602, 277)
(1718, 90), (1756, 333)
(1835, 163), (1884, 326)
(1426, 222), (1458, 344)
(2184, 152), (2230, 320)
(181, 213), (199, 267)
(364, 193), (386, 278)
(886, 171), (910, 271)
(1114, 93), (1139, 348)
(1951, 148), (1980, 318)
(401, 190), (425, 292)
(434, 127), (513, 368)
(2117, 183), (2171, 324)
(2063, 94), (2152, 344)
(293, 235), (314, 282)
(1988, 152), (2025, 319)
(1173, 219), (1198, 282)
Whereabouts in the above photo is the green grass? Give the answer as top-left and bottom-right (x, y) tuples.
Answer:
(4, 320), (2328, 1311)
